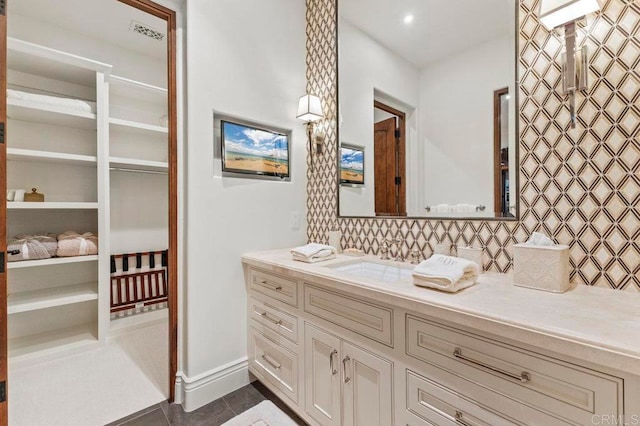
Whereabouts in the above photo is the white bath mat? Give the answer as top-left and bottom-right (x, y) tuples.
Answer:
(222, 400), (298, 426)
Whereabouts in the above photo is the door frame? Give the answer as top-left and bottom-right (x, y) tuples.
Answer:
(117, 0), (179, 403)
(373, 100), (407, 217)
(0, 0), (7, 422)
(0, 0), (179, 416)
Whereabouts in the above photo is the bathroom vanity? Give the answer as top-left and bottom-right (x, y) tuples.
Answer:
(243, 250), (640, 425)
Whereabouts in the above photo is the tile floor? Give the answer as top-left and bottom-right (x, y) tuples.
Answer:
(109, 381), (307, 426)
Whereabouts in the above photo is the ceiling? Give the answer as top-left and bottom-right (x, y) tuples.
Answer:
(10, 0), (167, 60)
(340, 0), (515, 68)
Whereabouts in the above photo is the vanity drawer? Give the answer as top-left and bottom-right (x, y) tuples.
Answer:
(406, 315), (623, 424)
(407, 370), (518, 426)
(250, 297), (298, 344)
(304, 284), (393, 347)
(250, 269), (298, 307)
(249, 327), (298, 404)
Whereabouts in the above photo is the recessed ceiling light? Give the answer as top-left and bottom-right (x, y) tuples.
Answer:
(403, 14), (414, 24)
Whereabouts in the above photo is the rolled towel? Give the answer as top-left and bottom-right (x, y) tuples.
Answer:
(8, 234), (57, 262)
(412, 254), (480, 293)
(57, 231), (98, 257)
(291, 243), (337, 263)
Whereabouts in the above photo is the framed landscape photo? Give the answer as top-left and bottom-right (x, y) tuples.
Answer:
(340, 144), (365, 186)
(221, 120), (290, 179)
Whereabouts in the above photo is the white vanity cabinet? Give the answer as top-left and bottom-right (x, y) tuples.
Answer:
(243, 254), (640, 426)
(304, 323), (393, 426)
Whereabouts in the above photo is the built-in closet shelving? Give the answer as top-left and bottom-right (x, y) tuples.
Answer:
(6, 36), (169, 362)
(107, 71), (169, 257)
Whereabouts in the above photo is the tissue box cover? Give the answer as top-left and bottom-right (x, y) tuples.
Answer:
(513, 243), (570, 293)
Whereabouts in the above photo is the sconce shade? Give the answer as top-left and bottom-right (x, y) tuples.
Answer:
(297, 94), (324, 122)
(538, 0), (601, 29)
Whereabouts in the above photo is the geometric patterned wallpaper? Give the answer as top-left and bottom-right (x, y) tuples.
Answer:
(306, 0), (640, 292)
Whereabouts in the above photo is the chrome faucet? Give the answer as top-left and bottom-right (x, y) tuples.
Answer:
(379, 239), (390, 260)
(409, 248), (422, 265)
(385, 237), (404, 262)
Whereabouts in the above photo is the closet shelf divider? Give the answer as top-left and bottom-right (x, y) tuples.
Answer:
(8, 256), (99, 270)
(109, 117), (168, 135)
(8, 202), (99, 210)
(109, 156), (169, 173)
(7, 148), (97, 166)
(8, 282), (98, 315)
(8, 98), (97, 130)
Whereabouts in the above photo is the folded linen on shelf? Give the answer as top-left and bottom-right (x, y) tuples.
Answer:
(291, 243), (337, 263)
(7, 234), (58, 262)
(57, 231), (98, 257)
(8, 89), (97, 114)
(412, 254), (480, 293)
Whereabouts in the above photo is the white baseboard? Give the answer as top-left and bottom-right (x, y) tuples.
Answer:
(175, 357), (250, 412)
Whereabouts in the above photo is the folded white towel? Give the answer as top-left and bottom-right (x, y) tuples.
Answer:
(412, 254), (480, 293)
(8, 89), (97, 114)
(291, 243), (337, 263)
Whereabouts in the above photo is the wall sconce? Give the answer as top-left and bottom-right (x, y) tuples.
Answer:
(538, 0), (601, 128)
(297, 94), (324, 170)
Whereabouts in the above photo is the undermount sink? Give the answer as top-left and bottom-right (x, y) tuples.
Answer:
(327, 260), (414, 283)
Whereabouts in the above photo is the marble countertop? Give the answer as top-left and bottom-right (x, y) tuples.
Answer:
(243, 250), (640, 376)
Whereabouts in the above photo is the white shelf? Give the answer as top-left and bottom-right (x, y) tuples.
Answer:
(109, 117), (168, 135)
(9, 323), (98, 360)
(9, 283), (98, 315)
(8, 202), (99, 210)
(109, 75), (167, 104)
(8, 98), (97, 130)
(8, 256), (99, 270)
(8, 148), (97, 166)
(110, 157), (169, 173)
(8, 37), (112, 87)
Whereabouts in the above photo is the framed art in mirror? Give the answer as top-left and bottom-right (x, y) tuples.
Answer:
(340, 143), (365, 187)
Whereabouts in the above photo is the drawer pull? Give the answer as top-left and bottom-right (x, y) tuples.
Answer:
(260, 312), (283, 326)
(343, 356), (351, 383)
(259, 280), (283, 291)
(330, 350), (338, 375)
(453, 348), (531, 383)
(454, 411), (472, 426)
(261, 353), (281, 370)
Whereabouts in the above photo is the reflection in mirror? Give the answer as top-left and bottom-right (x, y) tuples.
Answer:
(338, 0), (518, 219)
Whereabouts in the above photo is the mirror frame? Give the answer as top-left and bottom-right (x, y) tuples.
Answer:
(335, 0), (521, 221)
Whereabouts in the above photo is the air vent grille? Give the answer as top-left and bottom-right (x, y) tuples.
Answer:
(130, 21), (165, 41)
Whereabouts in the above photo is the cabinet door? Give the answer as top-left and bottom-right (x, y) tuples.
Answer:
(305, 323), (342, 426)
(342, 341), (393, 426)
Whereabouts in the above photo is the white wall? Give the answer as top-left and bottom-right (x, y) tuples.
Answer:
(338, 19), (420, 217)
(420, 35), (516, 211)
(182, 0), (307, 410)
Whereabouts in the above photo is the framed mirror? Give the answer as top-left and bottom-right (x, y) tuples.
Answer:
(337, 0), (519, 220)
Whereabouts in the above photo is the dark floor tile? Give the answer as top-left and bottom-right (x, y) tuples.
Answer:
(162, 398), (234, 426)
(222, 384), (266, 415)
(105, 403), (165, 426)
(120, 408), (169, 426)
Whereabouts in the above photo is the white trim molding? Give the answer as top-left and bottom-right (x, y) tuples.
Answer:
(175, 357), (250, 412)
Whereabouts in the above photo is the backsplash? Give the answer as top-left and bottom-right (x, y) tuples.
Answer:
(305, 0), (640, 292)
